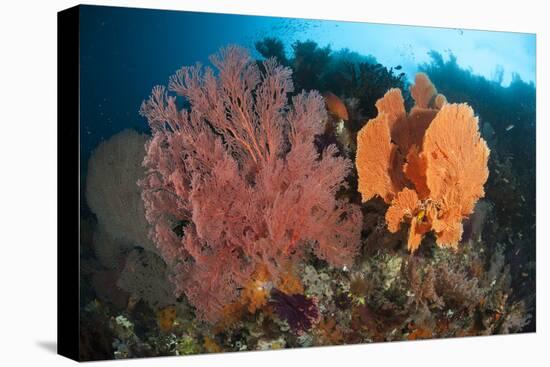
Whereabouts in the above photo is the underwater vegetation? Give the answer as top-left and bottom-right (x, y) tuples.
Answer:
(79, 40), (534, 361)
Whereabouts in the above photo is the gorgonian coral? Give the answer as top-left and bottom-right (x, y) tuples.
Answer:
(86, 129), (156, 267)
(356, 73), (489, 251)
(139, 46), (362, 322)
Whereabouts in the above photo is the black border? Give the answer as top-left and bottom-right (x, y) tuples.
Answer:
(57, 5), (80, 361)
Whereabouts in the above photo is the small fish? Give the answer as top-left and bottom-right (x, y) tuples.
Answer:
(323, 92), (349, 121)
(394, 65), (402, 70)
(505, 124), (515, 131)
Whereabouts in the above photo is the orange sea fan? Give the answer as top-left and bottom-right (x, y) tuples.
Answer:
(375, 88), (406, 127)
(356, 113), (398, 203)
(410, 72), (437, 109)
(356, 73), (489, 252)
(385, 188), (419, 233)
(385, 188), (431, 252)
(423, 103), (490, 246)
(355, 88), (416, 204)
(407, 217), (425, 252)
(392, 107), (438, 157)
(391, 73), (442, 154)
(356, 79), (440, 206)
(403, 145), (429, 199)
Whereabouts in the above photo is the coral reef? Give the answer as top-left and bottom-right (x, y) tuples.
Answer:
(139, 46), (362, 323)
(80, 224), (531, 360)
(356, 73), (490, 251)
(80, 43), (534, 361)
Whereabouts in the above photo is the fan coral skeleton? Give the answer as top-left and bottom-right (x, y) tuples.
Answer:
(139, 46), (362, 323)
(356, 73), (490, 251)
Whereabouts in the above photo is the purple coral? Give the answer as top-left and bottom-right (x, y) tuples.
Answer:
(269, 289), (320, 334)
(139, 46), (362, 323)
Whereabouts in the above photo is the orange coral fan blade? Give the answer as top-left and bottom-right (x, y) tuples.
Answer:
(407, 217), (423, 252)
(392, 107), (438, 155)
(431, 210), (463, 248)
(375, 88), (406, 130)
(385, 188), (419, 233)
(403, 145), (429, 199)
(423, 103), (490, 247)
(356, 114), (398, 203)
(436, 223), (463, 248)
(410, 73), (437, 109)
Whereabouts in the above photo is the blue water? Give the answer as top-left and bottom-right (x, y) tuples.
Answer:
(79, 5), (535, 169)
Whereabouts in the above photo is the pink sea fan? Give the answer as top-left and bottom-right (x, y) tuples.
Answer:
(139, 46), (362, 322)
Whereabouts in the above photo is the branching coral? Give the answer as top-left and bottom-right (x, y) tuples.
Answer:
(356, 73), (490, 251)
(139, 46), (362, 323)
